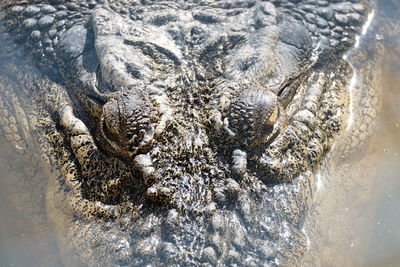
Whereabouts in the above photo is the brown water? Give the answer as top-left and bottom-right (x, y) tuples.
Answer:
(308, 44), (400, 267)
(0, 3), (399, 267)
(0, 143), (61, 266)
(363, 47), (400, 266)
(352, 2), (400, 265)
(301, 3), (400, 264)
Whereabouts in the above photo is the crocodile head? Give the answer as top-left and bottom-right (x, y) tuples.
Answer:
(2, 0), (370, 266)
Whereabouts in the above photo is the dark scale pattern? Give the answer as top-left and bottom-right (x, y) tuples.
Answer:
(2, 0), (369, 82)
(274, 0), (368, 49)
(0, 0), (381, 266)
(3, 1), (97, 79)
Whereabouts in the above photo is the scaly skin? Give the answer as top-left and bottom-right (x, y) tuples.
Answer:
(0, 0), (393, 266)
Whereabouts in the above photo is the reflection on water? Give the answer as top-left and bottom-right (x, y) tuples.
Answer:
(0, 2), (399, 267)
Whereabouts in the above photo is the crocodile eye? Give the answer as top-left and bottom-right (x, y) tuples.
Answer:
(265, 103), (279, 126)
(100, 91), (159, 157)
(223, 87), (281, 145)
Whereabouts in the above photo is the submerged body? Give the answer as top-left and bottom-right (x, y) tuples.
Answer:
(0, 0), (397, 266)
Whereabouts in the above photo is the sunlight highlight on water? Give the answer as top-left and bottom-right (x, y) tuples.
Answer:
(344, 10), (375, 131)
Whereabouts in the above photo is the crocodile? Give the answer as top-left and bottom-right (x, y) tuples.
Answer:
(0, 0), (397, 266)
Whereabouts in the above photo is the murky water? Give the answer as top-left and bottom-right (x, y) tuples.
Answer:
(363, 47), (400, 266)
(342, 1), (400, 265)
(301, 2), (400, 265)
(308, 41), (400, 267)
(0, 2), (399, 267)
(0, 143), (61, 266)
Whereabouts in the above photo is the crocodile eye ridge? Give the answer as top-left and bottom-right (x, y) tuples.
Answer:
(100, 90), (160, 157)
(222, 87), (284, 146)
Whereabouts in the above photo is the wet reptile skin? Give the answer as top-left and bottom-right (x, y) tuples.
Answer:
(0, 0), (391, 266)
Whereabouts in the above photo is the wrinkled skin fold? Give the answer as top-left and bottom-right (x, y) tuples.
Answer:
(0, 0), (379, 266)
